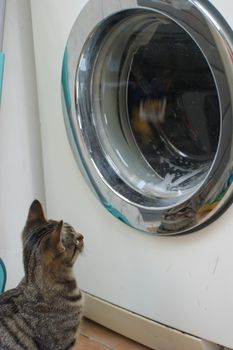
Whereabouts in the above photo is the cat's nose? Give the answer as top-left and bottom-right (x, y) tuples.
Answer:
(76, 233), (84, 250)
(77, 233), (84, 242)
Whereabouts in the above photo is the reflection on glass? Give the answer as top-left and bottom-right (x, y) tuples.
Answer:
(128, 21), (220, 191)
(88, 10), (220, 203)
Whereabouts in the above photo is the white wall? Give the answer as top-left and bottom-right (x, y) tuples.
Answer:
(0, 0), (45, 289)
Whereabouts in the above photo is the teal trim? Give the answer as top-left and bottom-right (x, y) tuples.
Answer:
(62, 48), (71, 110)
(103, 201), (131, 226)
(0, 52), (4, 101)
(0, 258), (6, 294)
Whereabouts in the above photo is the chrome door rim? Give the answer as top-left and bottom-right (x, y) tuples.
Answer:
(62, 0), (233, 235)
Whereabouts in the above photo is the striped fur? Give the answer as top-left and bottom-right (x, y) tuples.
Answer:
(0, 200), (84, 349)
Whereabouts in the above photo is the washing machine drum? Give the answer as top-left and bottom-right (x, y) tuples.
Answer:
(62, 0), (233, 235)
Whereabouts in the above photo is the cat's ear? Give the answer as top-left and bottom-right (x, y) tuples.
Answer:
(51, 220), (65, 253)
(27, 200), (46, 224)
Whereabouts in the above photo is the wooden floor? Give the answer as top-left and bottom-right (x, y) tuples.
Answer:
(76, 318), (151, 350)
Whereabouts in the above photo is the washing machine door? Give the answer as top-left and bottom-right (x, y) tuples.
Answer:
(62, 0), (233, 235)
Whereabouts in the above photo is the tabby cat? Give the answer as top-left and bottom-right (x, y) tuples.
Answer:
(0, 200), (84, 349)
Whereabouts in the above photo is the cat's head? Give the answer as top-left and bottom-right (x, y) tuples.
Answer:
(22, 200), (84, 278)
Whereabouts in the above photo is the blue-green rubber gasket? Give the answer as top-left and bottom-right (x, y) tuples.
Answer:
(0, 257), (6, 293)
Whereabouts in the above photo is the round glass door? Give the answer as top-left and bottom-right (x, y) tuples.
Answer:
(62, 0), (233, 234)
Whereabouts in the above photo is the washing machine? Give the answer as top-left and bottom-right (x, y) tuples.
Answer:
(30, 0), (233, 349)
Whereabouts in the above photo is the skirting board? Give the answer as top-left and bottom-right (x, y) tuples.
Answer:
(83, 292), (221, 350)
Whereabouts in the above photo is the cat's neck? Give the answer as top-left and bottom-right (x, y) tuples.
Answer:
(23, 263), (78, 297)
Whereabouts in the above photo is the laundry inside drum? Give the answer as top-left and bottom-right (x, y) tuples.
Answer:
(88, 10), (221, 204)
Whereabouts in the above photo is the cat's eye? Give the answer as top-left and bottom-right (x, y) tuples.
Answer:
(62, 0), (233, 234)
